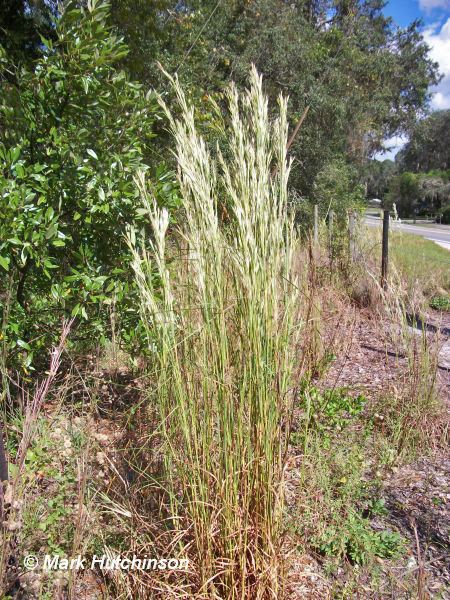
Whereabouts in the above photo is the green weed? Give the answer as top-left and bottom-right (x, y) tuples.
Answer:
(291, 388), (405, 571)
(17, 417), (85, 556)
(430, 294), (450, 311)
(316, 512), (404, 565)
(291, 386), (366, 450)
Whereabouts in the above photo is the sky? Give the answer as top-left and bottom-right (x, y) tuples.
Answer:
(375, 0), (450, 161)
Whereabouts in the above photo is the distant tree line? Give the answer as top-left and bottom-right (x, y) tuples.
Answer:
(375, 110), (450, 221)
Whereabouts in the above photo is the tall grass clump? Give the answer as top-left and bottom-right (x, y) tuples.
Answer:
(370, 253), (447, 459)
(129, 68), (301, 598)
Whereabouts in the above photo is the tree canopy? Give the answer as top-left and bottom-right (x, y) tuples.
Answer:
(396, 110), (450, 173)
(2, 1), (441, 197)
(0, 0), (57, 65)
(104, 0), (440, 195)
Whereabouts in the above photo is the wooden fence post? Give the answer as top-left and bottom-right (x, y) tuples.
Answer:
(313, 204), (319, 245)
(348, 210), (356, 261)
(328, 210), (334, 257)
(381, 208), (389, 290)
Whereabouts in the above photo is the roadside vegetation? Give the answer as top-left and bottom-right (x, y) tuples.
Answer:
(390, 233), (450, 307)
(0, 2), (449, 599)
(366, 111), (450, 221)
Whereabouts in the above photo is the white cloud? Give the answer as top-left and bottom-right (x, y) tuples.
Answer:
(424, 18), (450, 109)
(419, 0), (450, 11)
(424, 19), (450, 75)
(432, 90), (450, 108)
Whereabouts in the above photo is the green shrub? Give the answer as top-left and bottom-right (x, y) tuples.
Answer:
(313, 156), (365, 223)
(0, 1), (179, 372)
(317, 512), (404, 565)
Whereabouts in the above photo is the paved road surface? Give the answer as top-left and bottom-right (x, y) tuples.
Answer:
(365, 216), (450, 251)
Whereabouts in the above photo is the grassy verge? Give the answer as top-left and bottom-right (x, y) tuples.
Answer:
(390, 232), (450, 298)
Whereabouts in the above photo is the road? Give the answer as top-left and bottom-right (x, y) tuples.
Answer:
(365, 216), (450, 251)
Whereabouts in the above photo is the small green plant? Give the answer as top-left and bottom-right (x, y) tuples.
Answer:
(366, 497), (388, 517)
(295, 386), (366, 442)
(15, 416), (85, 556)
(430, 295), (450, 311)
(316, 512), (404, 565)
(319, 388), (366, 426)
(372, 529), (405, 559)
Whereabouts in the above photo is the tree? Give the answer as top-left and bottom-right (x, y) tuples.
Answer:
(36, 1), (440, 203)
(136, 0), (438, 198)
(387, 172), (420, 216)
(0, 0), (178, 370)
(388, 170), (450, 217)
(221, 0), (439, 192)
(0, 0), (58, 66)
(396, 110), (450, 173)
(363, 159), (396, 200)
(12, 1), (439, 197)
